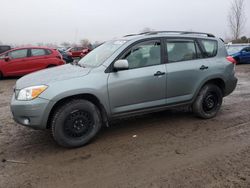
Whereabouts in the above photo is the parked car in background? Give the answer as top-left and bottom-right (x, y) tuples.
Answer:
(57, 47), (71, 52)
(11, 31), (237, 148)
(226, 44), (250, 64)
(0, 47), (64, 79)
(57, 49), (74, 63)
(0, 45), (11, 54)
(66, 47), (91, 58)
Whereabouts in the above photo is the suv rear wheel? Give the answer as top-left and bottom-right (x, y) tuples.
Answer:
(193, 84), (223, 119)
(51, 99), (102, 148)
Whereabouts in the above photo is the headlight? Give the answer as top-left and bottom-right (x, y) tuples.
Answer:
(17, 85), (48, 101)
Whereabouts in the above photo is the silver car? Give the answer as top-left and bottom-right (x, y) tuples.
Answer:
(11, 31), (237, 148)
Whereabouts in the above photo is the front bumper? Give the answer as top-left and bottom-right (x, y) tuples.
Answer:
(10, 95), (52, 129)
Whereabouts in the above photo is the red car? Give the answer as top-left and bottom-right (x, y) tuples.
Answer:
(0, 47), (65, 79)
(66, 47), (91, 58)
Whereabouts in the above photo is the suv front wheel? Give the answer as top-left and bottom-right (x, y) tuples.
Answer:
(51, 99), (102, 148)
(193, 84), (223, 119)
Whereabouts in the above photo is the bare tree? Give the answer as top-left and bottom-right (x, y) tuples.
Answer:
(228, 0), (246, 40)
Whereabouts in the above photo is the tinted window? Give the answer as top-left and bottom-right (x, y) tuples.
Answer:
(242, 47), (250, 52)
(122, 40), (161, 69)
(8, 49), (28, 59)
(200, 39), (218, 57)
(166, 40), (197, 62)
(31, 49), (46, 56)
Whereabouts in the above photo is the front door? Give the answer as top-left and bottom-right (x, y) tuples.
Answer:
(108, 39), (167, 114)
(4, 49), (29, 76)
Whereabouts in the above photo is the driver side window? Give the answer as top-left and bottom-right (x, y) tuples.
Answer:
(121, 40), (161, 69)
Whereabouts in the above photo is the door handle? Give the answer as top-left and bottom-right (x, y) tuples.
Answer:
(154, 71), (165, 76)
(200, 65), (208, 70)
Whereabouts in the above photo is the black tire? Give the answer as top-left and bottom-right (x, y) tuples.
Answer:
(51, 99), (102, 148)
(192, 84), (223, 119)
(0, 71), (3, 80)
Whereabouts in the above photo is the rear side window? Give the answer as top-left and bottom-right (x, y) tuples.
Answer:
(200, 39), (218, 57)
(166, 40), (198, 63)
(31, 49), (46, 56)
(8, 49), (28, 59)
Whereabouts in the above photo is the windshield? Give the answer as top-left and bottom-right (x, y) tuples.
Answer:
(226, 45), (244, 55)
(78, 40), (127, 67)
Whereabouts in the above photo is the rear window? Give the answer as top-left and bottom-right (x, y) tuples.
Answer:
(200, 39), (218, 57)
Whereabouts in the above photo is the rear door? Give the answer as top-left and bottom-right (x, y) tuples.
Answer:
(3, 49), (29, 76)
(25, 48), (50, 73)
(108, 39), (167, 114)
(165, 38), (218, 104)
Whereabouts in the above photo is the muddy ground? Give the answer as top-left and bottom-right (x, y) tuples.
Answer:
(0, 65), (250, 188)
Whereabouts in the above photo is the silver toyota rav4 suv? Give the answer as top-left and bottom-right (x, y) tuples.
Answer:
(11, 31), (237, 148)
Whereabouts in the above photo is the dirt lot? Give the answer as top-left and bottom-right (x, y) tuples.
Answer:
(0, 65), (250, 188)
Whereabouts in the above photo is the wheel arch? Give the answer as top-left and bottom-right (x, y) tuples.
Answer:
(203, 78), (225, 95)
(46, 93), (108, 129)
(194, 77), (226, 102)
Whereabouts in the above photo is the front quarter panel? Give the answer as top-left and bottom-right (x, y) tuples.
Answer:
(39, 67), (110, 115)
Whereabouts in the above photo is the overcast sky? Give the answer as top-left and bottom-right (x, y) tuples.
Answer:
(1, 0), (250, 45)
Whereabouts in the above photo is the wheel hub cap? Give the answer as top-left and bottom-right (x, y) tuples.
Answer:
(64, 110), (94, 138)
(203, 92), (218, 113)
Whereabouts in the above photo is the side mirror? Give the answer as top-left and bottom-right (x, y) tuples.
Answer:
(4, 56), (10, 62)
(113, 60), (129, 71)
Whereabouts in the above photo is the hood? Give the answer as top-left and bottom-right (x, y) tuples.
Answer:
(15, 64), (91, 89)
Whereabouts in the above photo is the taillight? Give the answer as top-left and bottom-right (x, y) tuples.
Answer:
(226, 56), (237, 64)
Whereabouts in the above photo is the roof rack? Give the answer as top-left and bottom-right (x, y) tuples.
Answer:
(124, 31), (215, 38)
